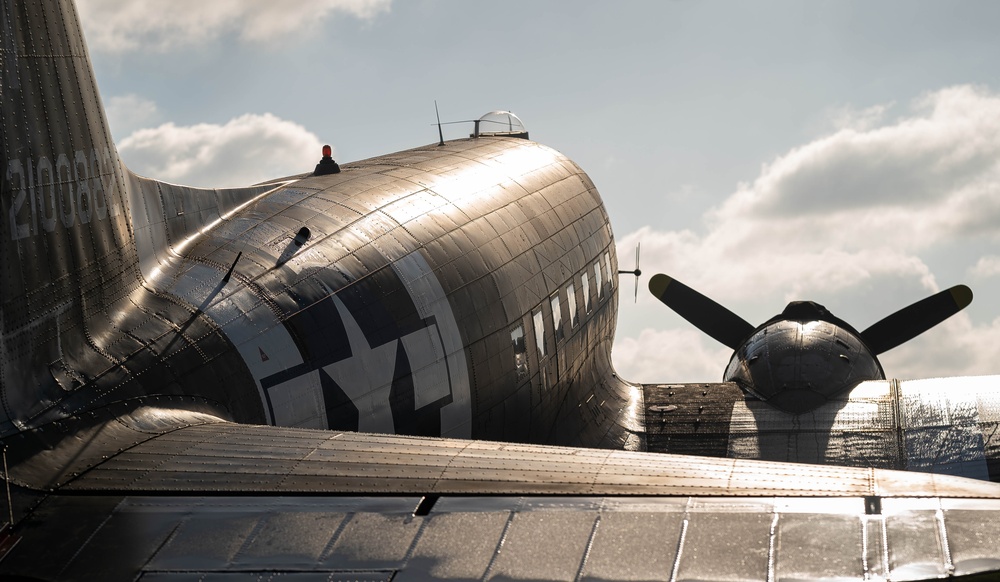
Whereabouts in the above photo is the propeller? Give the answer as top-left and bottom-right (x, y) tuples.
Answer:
(618, 243), (642, 303)
(648, 272), (973, 355)
(647, 273), (754, 350)
(860, 285), (973, 355)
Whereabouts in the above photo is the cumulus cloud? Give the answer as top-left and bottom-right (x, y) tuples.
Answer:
(613, 85), (1000, 383)
(105, 94), (160, 138)
(118, 113), (324, 188)
(77, 0), (391, 53)
(732, 88), (1000, 234)
(613, 328), (731, 384)
(879, 313), (1000, 380)
(970, 256), (1000, 279)
(827, 102), (894, 132)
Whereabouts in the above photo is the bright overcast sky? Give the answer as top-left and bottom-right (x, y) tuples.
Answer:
(79, 0), (1000, 384)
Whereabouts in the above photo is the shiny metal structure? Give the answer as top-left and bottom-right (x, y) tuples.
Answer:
(644, 377), (1000, 480)
(4, 407), (1000, 579)
(1, 0), (627, 447)
(3, 0), (1000, 579)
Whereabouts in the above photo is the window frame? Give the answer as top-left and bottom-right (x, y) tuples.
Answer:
(594, 262), (604, 300)
(551, 294), (563, 342)
(566, 283), (578, 327)
(533, 308), (546, 358)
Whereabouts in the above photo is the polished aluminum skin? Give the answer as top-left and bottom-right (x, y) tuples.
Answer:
(8, 494), (1000, 581)
(724, 312), (884, 413)
(3, 0), (1000, 579)
(0, 0), (628, 447)
(5, 406), (1000, 580)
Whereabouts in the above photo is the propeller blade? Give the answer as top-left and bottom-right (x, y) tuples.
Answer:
(617, 242), (643, 303)
(634, 242), (641, 303)
(648, 273), (754, 350)
(860, 285), (973, 355)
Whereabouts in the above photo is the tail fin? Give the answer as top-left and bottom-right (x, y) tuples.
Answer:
(1, 0), (138, 431)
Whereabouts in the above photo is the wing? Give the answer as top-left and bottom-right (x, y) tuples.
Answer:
(3, 406), (1000, 580)
(641, 378), (1000, 480)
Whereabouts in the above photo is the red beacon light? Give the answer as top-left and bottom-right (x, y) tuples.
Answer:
(314, 144), (340, 176)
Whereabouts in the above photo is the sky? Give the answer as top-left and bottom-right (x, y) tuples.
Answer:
(78, 0), (1000, 384)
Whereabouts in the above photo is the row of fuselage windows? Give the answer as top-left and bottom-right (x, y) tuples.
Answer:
(510, 251), (614, 381)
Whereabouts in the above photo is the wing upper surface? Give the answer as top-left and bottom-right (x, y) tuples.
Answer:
(10, 409), (993, 498)
(6, 406), (1000, 580)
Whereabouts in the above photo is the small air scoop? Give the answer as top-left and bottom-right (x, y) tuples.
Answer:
(314, 144), (341, 175)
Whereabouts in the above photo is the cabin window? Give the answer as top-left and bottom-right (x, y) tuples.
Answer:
(582, 271), (591, 313)
(533, 309), (546, 357)
(511, 325), (528, 381)
(594, 262), (604, 299)
(604, 252), (614, 289)
(566, 283), (578, 327)
(551, 294), (563, 341)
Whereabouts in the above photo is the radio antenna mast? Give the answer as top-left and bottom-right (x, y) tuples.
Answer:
(435, 101), (445, 146)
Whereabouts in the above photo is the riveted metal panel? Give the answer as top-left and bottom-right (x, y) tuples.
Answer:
(396, 511), (509, 581)
(941, 505), (1000, 575)
(882, 500), (950, 579)
(579, 510), (684, 581)
(773, 513), (865, 581)
(675, 511), (772, 581)
(488, 511), (598, 580)
(320, 513), (423, 569)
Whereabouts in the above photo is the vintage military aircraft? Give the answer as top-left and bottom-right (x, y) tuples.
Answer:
(2, 0), (1000, 579)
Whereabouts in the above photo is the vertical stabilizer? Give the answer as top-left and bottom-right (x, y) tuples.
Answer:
(1, 0), (139, 432)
